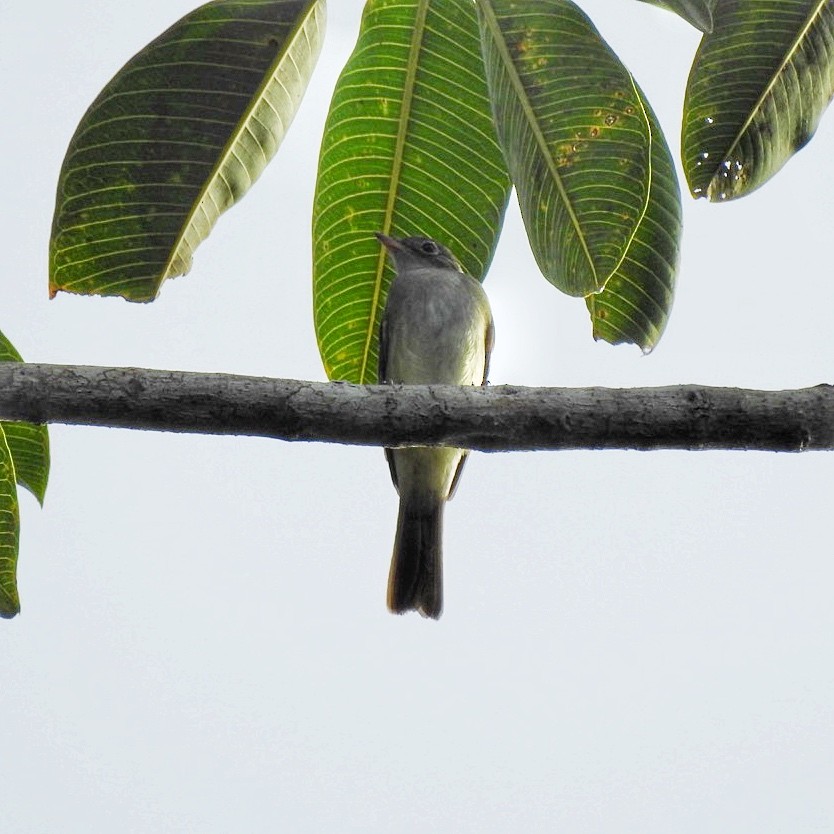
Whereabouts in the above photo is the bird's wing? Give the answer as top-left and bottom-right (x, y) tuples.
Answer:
(449, 310), (493, 500)
(482, 315), (495, 386)
(378, 311), (389, 384)
(447, 451), (469, 501)
(378, 311), (399, 490)
(384, 448), (399, 491)
(451, 309), (492, 500)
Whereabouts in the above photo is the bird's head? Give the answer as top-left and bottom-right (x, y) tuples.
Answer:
(376, 233), (462, 273)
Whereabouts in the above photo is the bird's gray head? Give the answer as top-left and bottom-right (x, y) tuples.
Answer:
(376, 233), (462, 273)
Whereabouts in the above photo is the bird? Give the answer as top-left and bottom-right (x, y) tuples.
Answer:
(376, 232), (494, 619)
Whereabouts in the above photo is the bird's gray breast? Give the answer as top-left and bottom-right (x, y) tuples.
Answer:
(382, 267), (489, 386)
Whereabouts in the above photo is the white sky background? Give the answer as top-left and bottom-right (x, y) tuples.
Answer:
(3, 1), (834, 831)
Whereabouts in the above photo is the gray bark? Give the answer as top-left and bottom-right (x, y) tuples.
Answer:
(0, 363), (832, 452)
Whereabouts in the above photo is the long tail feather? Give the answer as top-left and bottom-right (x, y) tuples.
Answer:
(387, 499), (443, 619)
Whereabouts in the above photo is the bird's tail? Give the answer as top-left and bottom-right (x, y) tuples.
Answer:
(387, 498), (443, 619)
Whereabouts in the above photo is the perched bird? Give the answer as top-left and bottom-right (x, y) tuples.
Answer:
(376, 232), (494, 619)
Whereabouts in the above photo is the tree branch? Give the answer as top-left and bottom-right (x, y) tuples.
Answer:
(0, 363), (832, 452)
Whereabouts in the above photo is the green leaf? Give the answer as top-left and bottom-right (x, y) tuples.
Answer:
(1, 424), (50, 507)
(0, 425), (21, 619)
(635, 0), (715, 33)
(0, 331), (50, 505)
(313, 0), (512, 383)
(0, 331), (23, 364)
(587, 90), (682, 350)
(50, 0), (326, 301)
(682, 0), (834, 201)
(477, 0), (652, 298)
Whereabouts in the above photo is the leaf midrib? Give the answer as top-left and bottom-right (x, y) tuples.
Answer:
(477, 0), (596, 283)
(713, 0), (828, 171)
(160, 0), (322, 290)
(604, 73), (653, 292)
(359, 0), (431, 384)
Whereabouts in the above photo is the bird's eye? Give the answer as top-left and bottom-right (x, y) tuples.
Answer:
(421, 241), (439, 255)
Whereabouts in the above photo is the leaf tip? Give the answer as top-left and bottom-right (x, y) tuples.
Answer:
(22, 481), (47, 508)
(0, 589), (20, 619)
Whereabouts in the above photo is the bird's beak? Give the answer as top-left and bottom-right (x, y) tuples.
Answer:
(375, 232), (403, 252)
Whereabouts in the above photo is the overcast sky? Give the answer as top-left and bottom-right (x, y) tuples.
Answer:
(3, 2), (834, 832)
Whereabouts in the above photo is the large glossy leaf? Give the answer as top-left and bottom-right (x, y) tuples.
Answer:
(477, 0), (652, 298)
(313, 0), (511, 384)
(0, 425), (21, 619)
(635, 0), (715, 33)
(683, 0), (834, 201)
(587, 92), (682, 350)
(0, 331), (49, 505)
(50, 0), (326, 301)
